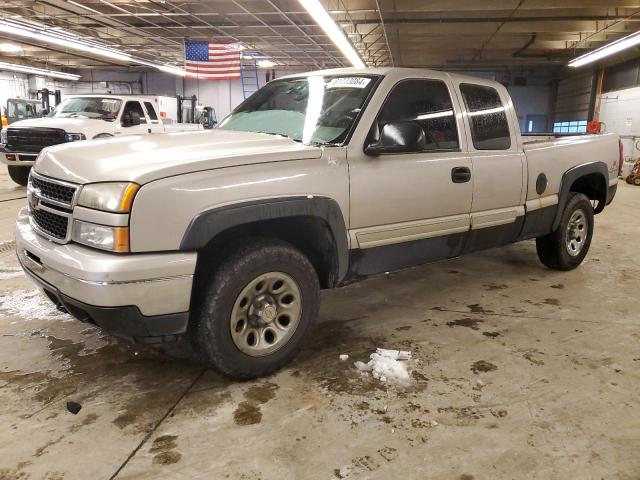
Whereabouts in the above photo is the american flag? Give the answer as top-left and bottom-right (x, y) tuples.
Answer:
(184, 40), (242, 80)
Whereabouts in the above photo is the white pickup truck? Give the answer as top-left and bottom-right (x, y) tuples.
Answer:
(15, 67), (621, 379)
(0, 94), (202, 185)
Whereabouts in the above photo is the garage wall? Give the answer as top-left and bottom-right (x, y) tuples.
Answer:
(0, 71), (62, 115)
(507, 85), (552, 133)
(0, 71), (29, 113)
(599, 86), (640, 159)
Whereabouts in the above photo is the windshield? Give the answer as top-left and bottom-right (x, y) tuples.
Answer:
(218, 75), (378, 145)
(49, 97), (122, 120)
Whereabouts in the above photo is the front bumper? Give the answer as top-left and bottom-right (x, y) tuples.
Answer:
(0, 145), (38, 166)
(15, 207), (197, 342)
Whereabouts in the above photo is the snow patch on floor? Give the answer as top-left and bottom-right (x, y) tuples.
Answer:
(0, 289), (71, 321)
(0, 268), (24, 280)
(354, 348), (413, 384)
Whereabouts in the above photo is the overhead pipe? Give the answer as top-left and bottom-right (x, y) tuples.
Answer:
(513, 33), (537, 57)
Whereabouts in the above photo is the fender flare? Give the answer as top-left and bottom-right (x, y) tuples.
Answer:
(552, 161), (609, 231)
(180, 196), (349, 283)
(92, 133), (114, 139)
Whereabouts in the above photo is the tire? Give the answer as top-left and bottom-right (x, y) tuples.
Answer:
(536, 192), (594, 271)
(7, 166), (30, 186)
(192, 238), (320, 379)
(634, 177), (640, 186)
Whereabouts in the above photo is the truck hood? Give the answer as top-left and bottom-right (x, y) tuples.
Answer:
(7, 117), (113, 137)
(34, 129), (322, 185)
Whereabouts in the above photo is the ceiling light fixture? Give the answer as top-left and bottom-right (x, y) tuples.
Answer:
(0, 19), (132, 62)
(0, 61), (80, 80)
(0, 18), (187, 76)
(569, 30), (640, 68)
(257, 59), (276, 68)
(297, 0), (365, 68)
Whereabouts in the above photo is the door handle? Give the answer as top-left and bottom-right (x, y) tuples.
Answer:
(451, 167), (471, 183)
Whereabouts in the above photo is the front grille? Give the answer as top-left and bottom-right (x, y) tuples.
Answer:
(30, 174), (76, 204)
(31, 208), (69, 240)
(6, 127), (66, 153)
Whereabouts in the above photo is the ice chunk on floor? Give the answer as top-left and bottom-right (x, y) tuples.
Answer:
(354, 348), (413, 384)
(0, 289), (71, 321)
(339, 354), (349, 361)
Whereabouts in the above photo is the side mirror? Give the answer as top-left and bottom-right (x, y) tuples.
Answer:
(122, 111), (141, 127)
(365, 121), (426, 155)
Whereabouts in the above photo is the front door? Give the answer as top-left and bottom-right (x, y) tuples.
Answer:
(348, 76), (473, 274)
(115, 101), (151, 136)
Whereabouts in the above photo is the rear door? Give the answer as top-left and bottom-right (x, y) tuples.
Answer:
(452, 81), (526, 250)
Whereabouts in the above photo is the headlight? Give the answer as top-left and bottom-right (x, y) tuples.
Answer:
(72, 220), (129, 252)
(77, 182), (139, 213)
(64, 133), (86, 142)
(1, 129), (7, 144)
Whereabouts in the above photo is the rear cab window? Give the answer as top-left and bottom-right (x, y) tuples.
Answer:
(144, 102), (159, 123)
(459, 84), (511, 150)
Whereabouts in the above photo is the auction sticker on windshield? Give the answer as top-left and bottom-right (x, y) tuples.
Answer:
(326, 77), (371, 89)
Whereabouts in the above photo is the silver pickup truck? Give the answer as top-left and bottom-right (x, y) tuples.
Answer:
(15, 67), (621, 379)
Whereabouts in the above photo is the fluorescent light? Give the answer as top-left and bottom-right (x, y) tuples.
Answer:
(257, 59), (276, 68)
(569, 30), (640, 68)
(0, 18), (187, 77)
(155, 64), (187, 76)
(0, 42), (22, 53)
(298, 0), (365, 68)
(0, 61), (80, 80)
(0, 19), (132, 62)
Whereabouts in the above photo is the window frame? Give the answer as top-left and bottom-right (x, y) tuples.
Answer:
(458, 82), (512, 151)
(365, 77), (462, 155)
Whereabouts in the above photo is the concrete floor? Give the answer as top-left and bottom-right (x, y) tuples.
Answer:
(1, 163), (639, 480)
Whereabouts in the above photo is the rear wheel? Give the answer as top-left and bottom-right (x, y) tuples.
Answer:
(7, 166), (30, 186)
(536, 192), (594, 270)
(192, 239), (320, 379)
(633, 177), (640, 186)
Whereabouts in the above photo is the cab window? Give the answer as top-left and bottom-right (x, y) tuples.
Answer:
(144, 102), (159, 123)
(373, 79), (460, 151)
(122, 101), (147, 124)
(459, 84), (511, 150)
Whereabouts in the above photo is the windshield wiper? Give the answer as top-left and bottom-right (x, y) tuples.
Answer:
(255, 131), (301, 142)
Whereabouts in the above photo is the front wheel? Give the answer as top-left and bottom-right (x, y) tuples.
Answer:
(7, 165), (31, 186)
(192, 239), (320, 379)
(536, 193), (594, 270)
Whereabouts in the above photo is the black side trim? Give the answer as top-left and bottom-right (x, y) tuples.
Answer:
(553, 162), (609, 231)
(518, 205), (557, 240)
(462, 217), (524, 254)
(180, 196), (349, 282)
(347, 232), (466, 279)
